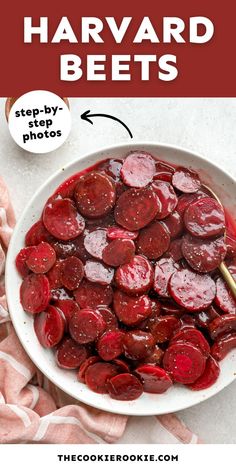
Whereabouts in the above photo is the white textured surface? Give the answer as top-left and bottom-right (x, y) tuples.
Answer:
(1, 97), (236, 443)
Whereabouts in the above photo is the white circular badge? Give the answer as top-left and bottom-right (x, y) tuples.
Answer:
(8, 90), (71, 153)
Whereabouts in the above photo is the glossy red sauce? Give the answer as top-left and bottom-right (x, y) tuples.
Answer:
(16, 152), (236, 400)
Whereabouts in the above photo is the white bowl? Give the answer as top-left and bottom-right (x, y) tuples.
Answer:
(5, 142), (236, 416)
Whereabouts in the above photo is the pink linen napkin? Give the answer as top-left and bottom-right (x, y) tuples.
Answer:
(0, 176), (202, 444)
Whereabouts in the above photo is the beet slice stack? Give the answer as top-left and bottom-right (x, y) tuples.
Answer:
(16, 150), (236, 401)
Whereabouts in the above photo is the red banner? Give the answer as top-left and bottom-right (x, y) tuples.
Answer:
(1, 0), (235, 97)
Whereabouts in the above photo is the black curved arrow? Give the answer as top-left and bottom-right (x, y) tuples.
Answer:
(81, 110), (133, 139)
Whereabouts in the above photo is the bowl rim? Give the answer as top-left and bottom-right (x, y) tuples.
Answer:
(5, 140), (236, 416)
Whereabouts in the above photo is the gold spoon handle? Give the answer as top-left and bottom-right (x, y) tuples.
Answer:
(219, 261), (236, 299)
(201, 184), (236, 300)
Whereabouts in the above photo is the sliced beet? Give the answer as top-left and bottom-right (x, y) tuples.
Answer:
(34, 305), (65, 348)
(77, 355), (100, 383)
(179, 314), (196, 329)
(120, 152), (155, 188)
(25, 220), (53, 246)
(177, 190), (210, 218)
(188, 357), (220, 390)
(85, 212), (115, 230)
(84, 229), (108, 260)
(107, 226), (138, 240)
(163, 211), (184, 239)
(112, 358), (130, 372)
(169, 268), (216, 312)
(47, 260), (63, 289)
(85, 362), (119, 393)
(151, 181), (178, 219)
(114, 187), (160, 231)
(60, 256), (84, 291)
(115, 181), (128, 199)
(56, 337), (88, 369)
(113, 290), (152, 326)
(97, 330), (124, 361)
(16, 247), (35, 278)
(177, 193), (199, 217)
(184, 197), (225, 238)
(166, 238), (183, 262)
(54, 299), (80, 327)
(54, 172), (83, 199)
(98, 158), (123, 181)
(115, 255), (154, 295)
(208, 313), (236, 339)
(52, 232), (90, 262)
(102, 239), (135, 267)
(56, 167), (107, 199)
(135, 365), (173, 393)
(163, 341), (206, 384)
(84, 260), (114, 285)
(160, 300), (185, 317)
(182, 234), (227, 273)
(43, 197), (85, 241)
(51, 287), (72, 301)
(194, 311), (216, 329)
(131, 318), (149, 331)
(97, 306), (118, 330)
(170, 328), (210, 357)
(137, 222), (170, 260)
(215, 277), (236, 313)
(147, 315), (181, 343)
(150, 300), (162, 317)
(129, 295), (161, 331)
(69, 308), (106, 344)
(155, 161), (175, 174)
(52, 240), (77, 259)
(123, 330), (155, 360)
(17, 155), (236, 403)
(108, 373), (143, 400)
(26, 242), (56, 274)
(74, 279), (113, 308)
(226, 233), (236, 258)
(153, 171), (173, 183)
(74, 171), (116, 218)
(20, 273), (50, 314)
(207, 304), (222, 318)
(172, 167), (201, 193)
(211, 332), (236, 361)
(154, 257), (180, 297)
(141, 345), (164, 365)
(70, 234), (91, 263)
